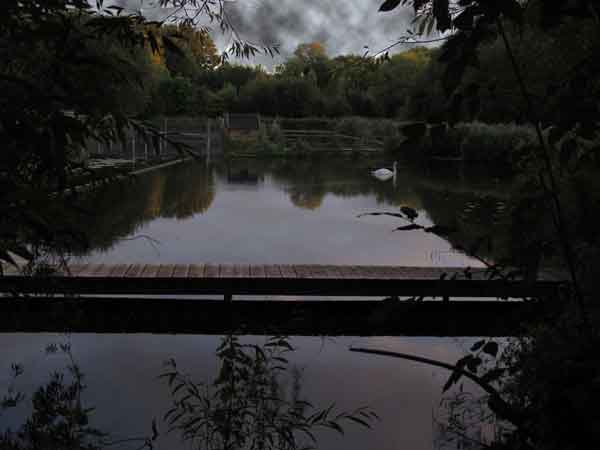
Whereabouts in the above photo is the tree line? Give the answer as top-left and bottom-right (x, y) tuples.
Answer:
(108, 12), (599, 129)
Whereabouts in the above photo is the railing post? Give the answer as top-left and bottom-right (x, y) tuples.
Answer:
(225, 293), (232, 302)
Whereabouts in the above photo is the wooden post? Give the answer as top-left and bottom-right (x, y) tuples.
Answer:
(163, 117), (168, 155)
(224, 293), (232, 302)
(206, 118), (211, 164)
(132, 134), (136, 165)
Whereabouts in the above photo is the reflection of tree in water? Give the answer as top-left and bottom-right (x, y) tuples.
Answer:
(266, 158), (423, 211)
(72, 162), (215, 253)
(1, 336), (375, 450)
(288, 188), (326, 210)
(413, 169), (524, 265)
(72, 157), (516, 258)
(160, 164), (216, 219)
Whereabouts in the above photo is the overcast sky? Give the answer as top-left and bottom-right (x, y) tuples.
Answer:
(109, 0), (423, 68)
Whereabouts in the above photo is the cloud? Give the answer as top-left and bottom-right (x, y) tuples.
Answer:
(108, 0), (420, 67)
(220, 0), (416, 66)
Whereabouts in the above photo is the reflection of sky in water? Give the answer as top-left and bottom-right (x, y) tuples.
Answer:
(77, 160), (486, 267)
(0, 334), (485, 450)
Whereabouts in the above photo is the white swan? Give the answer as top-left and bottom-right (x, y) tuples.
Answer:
(371, 161), (397, 181)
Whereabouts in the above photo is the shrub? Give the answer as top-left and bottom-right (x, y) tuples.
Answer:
(456, 122), (537, 165)
(265, 120), (285, 145)
(335, 116), (372, 137)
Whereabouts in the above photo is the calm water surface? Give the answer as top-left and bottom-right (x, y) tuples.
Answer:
(73, 157), (502, 266)
(1, 334), (485, 450)
(2, 157), (509, 449)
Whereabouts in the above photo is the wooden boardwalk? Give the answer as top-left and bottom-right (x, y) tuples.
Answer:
(0, 263), (564, 299)
(0, 263), (567, 335)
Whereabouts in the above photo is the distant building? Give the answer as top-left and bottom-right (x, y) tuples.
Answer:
(223, 113), (261, 140)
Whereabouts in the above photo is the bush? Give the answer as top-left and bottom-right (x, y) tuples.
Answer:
(335, 117), (372, 137)
(266, 120), (285, 144)
(321, 95), (352, 117)
(456, 121), (537, 165)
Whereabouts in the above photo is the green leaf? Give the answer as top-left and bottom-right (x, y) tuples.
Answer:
(466, 356), (482, 373)
(8, 245), (32, 261)
(0, 250), (17, 268)
(443, 355), (472, 392)
(400, 206), (419, 220)
(454, 7), (475, 30)
(482, 341), (499, 357)
(560, 138), (577, 167)
(470, 340), (485, 352)
(424, 225), (456, 236)
(433, 0), (451, 31)
(500, 0), (524, 23)
(394, 224), (423, 231)
(379, 0), (402, 12)
(346, 415), (372, 428)
(151, 418), (158, 441)
(327, 421), (344, 434)
(480, 368), (506, 384)
(547, 126), (564, 147)
(357, 212), (406, 219)
(400, 122), (427, 140)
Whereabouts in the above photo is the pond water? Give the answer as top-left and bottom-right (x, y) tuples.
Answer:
(72, 157), (505, 267)
(2, 156), (510, 449)
(1, 334), (487, 450)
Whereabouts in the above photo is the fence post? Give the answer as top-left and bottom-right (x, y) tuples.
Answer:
(206, 118), (211, 164)
(132, 134), (136, 165)
(163, 117), (168, 155)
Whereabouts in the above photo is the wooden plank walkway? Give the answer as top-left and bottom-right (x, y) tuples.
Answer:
(0, 263), (565, 299)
